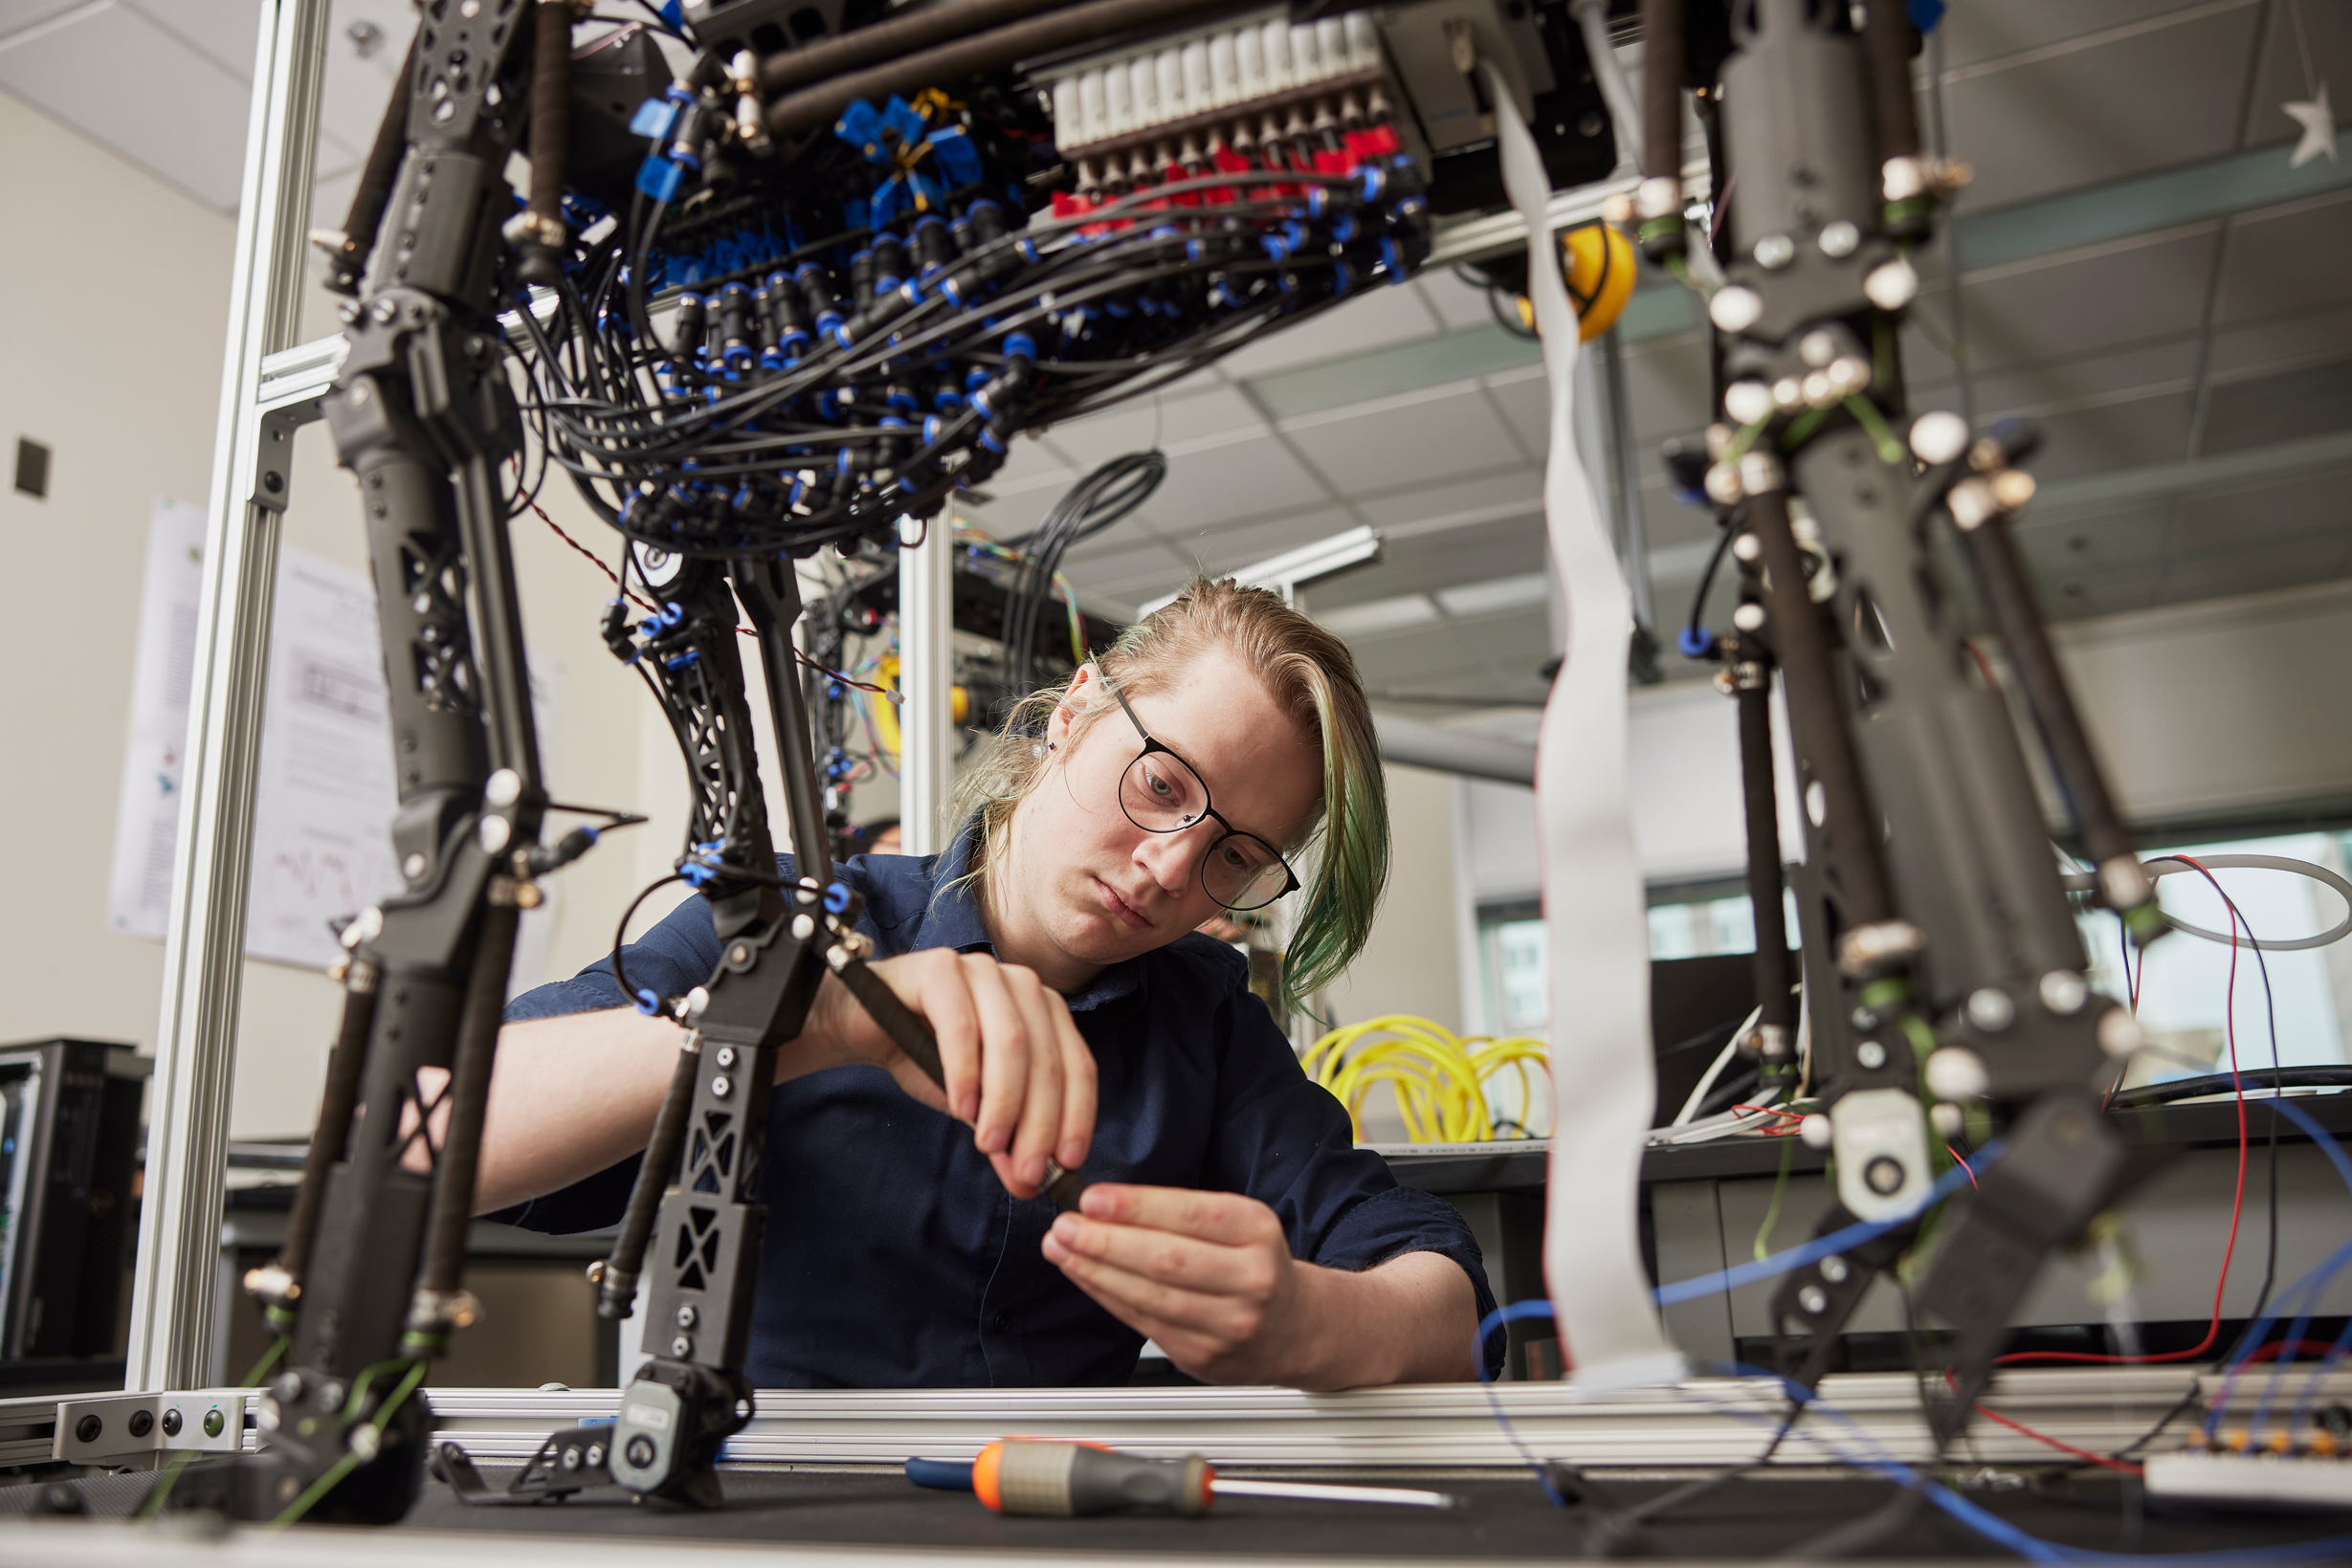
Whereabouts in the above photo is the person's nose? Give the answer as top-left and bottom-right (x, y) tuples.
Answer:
(1132, 822), (1209, 898)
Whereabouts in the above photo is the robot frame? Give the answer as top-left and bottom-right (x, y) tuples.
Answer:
(151, 0), (2167, 1527)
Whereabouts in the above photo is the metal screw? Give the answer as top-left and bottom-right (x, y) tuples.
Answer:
(730, 944), (750, 964)
(1855, 1040), (1887, 1070)
(714, 1047), (737, 1071)
(1819, 220), (1859, 256)
(1799, 1285), (1829, 1314)
(204, 1408), (225, 1439)
(371, 298), (397, 323)
(671, 1335), (692, 1357)
(562, 1447), (583, 1470)
(1865, 1157), (1905, 1195)
(677, 1305), (698, 1328)
(1819, 1255), (1849, 1285)
(161, 1408), (183, 1438)
(586, 1444), (606, 1467)
(1753, 232), (1796, 269)
(626, 1436), (656, 1469)
(128, 1410), (154, 1439)
(711, 1075), (731, 1098)
(75, 1415), (101, 1445)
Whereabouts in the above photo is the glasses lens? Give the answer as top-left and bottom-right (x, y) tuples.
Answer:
(1204, 833), (1292, 911)
(1121, 750), (1209, 832)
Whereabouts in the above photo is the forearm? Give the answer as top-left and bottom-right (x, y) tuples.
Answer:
(471, 1006), (689, 1214)
(1280, 1250), (1479, 1390)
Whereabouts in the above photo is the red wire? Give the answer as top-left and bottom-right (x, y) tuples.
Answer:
(1945, 1146), (1979, 1188)
(1991, 858), (2250, 1368)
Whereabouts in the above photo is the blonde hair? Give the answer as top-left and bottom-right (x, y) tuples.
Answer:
(950, 578), (1389, 1008)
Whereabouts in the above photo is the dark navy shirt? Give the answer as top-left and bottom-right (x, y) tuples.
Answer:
(495, 832), (1498, 1388)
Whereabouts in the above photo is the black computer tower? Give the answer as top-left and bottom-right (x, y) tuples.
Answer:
(0, 1039), (145, 1361)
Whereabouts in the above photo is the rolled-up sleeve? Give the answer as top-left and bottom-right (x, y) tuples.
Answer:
(1196, 967), (1502, 1378)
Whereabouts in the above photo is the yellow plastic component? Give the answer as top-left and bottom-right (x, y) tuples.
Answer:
(1301, 1015), (1552, 1144)
(867, 653), (965, 765)
(1513, 223), (1638, 342)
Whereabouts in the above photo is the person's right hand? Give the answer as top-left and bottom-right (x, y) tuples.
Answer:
(797, 949), (1096, 1201)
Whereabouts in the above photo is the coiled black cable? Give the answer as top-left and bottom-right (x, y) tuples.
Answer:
(1000, 450), (1165, 696)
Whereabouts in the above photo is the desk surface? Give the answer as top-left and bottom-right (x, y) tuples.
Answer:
(8, 1463), (2350, 1562)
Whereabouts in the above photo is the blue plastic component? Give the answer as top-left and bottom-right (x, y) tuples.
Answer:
(632, 989), (661, 1016)
(635, 155), (685, 203)
(1908, 0), (1944, 29)
(1676, 624), (1715, 659)
(929, 123), (983, 188)
(905, 1457), (975, 1491)
(656, 0), (684, 31)
(1003, 332), (1035, 361)
(630, 97), (678, 141)
(823, 881), (854, 915)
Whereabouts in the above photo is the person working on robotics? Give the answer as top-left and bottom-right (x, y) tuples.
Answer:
(470, 579), (1495, 1389)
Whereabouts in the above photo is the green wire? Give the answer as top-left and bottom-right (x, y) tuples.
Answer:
(1753, 1136), (1797, 1263)
(137, 1335), (291, 1521)
(268, 1359), (427, 1530)
(1842, 395), (1907, 467)
(1723, 415), (1773, 467)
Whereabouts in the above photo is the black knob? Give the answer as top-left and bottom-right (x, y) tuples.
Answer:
(626, 1435), (656, 1469)
(75, 1414), (102, 1445)
(161, 1408), (183, 1438)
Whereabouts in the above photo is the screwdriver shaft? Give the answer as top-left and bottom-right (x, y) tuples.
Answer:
(1211, 1477), (1458, 1510)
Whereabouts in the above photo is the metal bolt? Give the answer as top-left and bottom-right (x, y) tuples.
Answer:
(1753, 232), (1796, 269)
(711, 1075), (731, 1098)
(626, 1436), (656, 1469)
(1819, 219), (1860, 257)
(714, 1047), (737, 1071)
(403, 852), (427, 880)
(1966, 987), (2017, 1033)
(371, 298), (397, 323)
(730, 944), (751, 965)
(677, 1305), (698, 1328)
(562, 1447), (583, 1470)
(161, 1408), (182, 1438)
(670, 1335), (692, 1357)
(1773, 376), (1806, 410)
(1799, 1285), (1829, 1314)
(75, 1415), (101, 1445)
(204, 1408), (225, 1439)
(1855, 1040), (1887, 1071)
(1865, 1156), (1905, 1196)
(587, 1444), (606, 1467)
(129, 1410), (154, 1439)
(2040, 970), (2089, 1015)
(1819, 1255), (1850, 1285)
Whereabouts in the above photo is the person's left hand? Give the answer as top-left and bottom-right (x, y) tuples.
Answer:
(1039, 1183), (1311, 1384)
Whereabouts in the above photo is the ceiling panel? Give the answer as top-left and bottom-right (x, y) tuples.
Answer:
(2199, 357), (2352, 455)
(1345, 624), (1490, 690)
(1939, 227), (2223, 375)
(314, 0), (411, 175)
(1618, 332), (1711, 441)
(0, 1), (252, 210)
(1969, 338), (2201, 418)
(1165, 506), (1361, 577)
(1214, 283), (1442, 379)
(1942, 3), (2262, 211)
(2208, 300), (2352, 378)
(125, 0), (260, 77)
(2040, 566), (2165, 622)
(2239, 0), (2352, 144)
(1352, 465), (1542, 529)
(1934, 0), (2201, 73)
(1056, 539), (1188, 591)
(2213, 190), (2352, 323)
(0, 0), (97, 36)
(1451, 606), (1554, 684)
(1639, 482), (1717, 554)
(2001, 392), (2198, 482)
(1282, 384), (1528, 496)
(1131, 429), (1331, 528)
(2166, 466), (2352, 554)
(1309, 513), (1547, 611)
(1417, 269), (1502, 332)
(1035, 382), (1264, 473)
(2160, 535), (2352, 604)
(2016, 503), (2175, 578)
(1480, 369), (1549, 462)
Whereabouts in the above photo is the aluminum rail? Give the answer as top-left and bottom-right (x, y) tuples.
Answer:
(125, 0), (332, 1396)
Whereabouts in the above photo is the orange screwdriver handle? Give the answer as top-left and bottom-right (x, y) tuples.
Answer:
(972, 1440), (1212, 1516)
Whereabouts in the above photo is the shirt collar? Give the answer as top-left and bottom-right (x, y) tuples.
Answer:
(908, 821), (1147, 1014)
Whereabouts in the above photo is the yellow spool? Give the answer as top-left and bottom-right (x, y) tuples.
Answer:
(1513, 222), (1638, 342)
(867, 653), (965, 765)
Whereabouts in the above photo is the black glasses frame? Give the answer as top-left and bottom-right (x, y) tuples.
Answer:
(1098, 669), (1301, 911)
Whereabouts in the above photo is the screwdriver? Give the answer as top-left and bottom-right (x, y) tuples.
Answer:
(905, 1441), (1459, 1516)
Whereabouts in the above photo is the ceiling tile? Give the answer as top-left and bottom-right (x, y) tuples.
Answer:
(1436, 571), (1548, 619)
(2214, 190), (2352, 324)
(1318, 593), (1440, 638)
(1451, 605), (1554, 680)
(1640, 485), (1718, 554)
(1354, 465), (1542, 529)
(314, 0), (412, 169)
(1345, 624), (1487, 689)
(1935, 0), (2201, 73)
(124, 0), (258, 78)
(1619, 332), (1712, 440)
(1943, 3), (2263, 211)
(2041, 566), (2164, 623)
(1129, 429), (1330, 529)
(1058, 509), (1164, 564)
(1034, 383), (1263, 473)
(1416, 269), (1499, 332)
(2016, 391), (2199, 482)
(1163, 506), (1360, 578)
(1310, 513), (1547, 611)
(2160, 536), (2352, 605)
(2166, 465), (2352, 553)
(1057, 539), (1187, 591)
(0, 0), (98, 41)
(1281, 383), (1526, 496)
(0, 1), (251, 210)
(1215, 284), (1440, 379)
(2239, 0), (2352, 146)
(1481, 370), (1547, 461)
(1969, 338), (2201, 419)
(2015, 503), (2175, 580)
(2208, 300), (2352, 379)
(2200, 357), (2352, 455)
(1952, 226), (2222, 375)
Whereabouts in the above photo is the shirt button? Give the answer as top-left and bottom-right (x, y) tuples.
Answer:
(990, 1313), (1009, 1333)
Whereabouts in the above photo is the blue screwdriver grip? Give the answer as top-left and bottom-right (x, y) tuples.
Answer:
(905, 1457), (976, 1491)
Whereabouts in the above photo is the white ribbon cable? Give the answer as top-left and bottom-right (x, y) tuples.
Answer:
(1481, 58), (1686, 1391)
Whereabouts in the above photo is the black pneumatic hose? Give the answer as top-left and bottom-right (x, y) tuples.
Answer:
(761, 0), (1089, 94)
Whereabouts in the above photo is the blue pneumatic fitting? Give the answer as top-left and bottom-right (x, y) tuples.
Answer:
(824, 882), (854, 916)
(1359, 165), (1386, 202)
(660, 601), (685, 627)
(1003, 332), (1036, 362)
(921, 414), (943, 444)
(635, 155), (686, 202)
(1676, 625), (1715, 659)
(630, 96), (680, 141)
(1333, 213), (1357, 243)
(664, 650), (702, 671)
(633, 989), (661, 1016)
(1379, 235), (1404, 282)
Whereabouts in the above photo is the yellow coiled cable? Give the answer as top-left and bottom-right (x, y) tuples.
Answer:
(1302, 1015), (1552, 1144)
